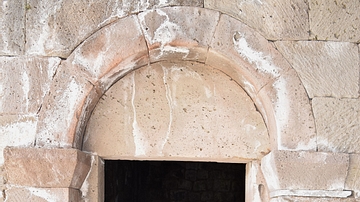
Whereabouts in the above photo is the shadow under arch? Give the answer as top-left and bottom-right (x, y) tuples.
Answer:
(35, 6), (316, 153)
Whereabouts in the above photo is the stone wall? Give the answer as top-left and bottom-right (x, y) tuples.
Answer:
(0, 0), (359, 201)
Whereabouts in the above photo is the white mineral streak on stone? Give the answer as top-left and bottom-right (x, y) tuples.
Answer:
(2, 0), (7, 8)
(131, 72), (146, 156)
(80, 155), (95, 201)
(272, 77), (289, 149)
(270, 190), (352, 198)
(0, 118), (37, 164)
(248, 162), (262, 202)
(139, 9), (189, 59)
(159, 0), (168, 6)
(160, 66), (173, 154)
(232, 32), (279, 77)
(21, 72), (30, 112)
(27, 187), (62, 202)
(243, 80), (255, 92)
(261, 153), (280, 191)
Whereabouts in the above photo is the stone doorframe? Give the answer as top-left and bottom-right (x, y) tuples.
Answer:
(3, 7), (354, 201)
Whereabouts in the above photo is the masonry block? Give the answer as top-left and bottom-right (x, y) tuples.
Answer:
(0, 56), (61, 114)
(345, 154), (360, 198)
(25, 0), (203, 58)
(313, 97), (360, 153)
(309, 0), (360, 42)
(5, 187), (81, 202)
(261, 150), (349, 191)
(138, 7), (220, 63)
(80, 155), (104, 201)
(275, 41), (359, 98)
(270, 196), (356, 202)
(4, 147), (91, 189)
(205, 0), (309, 40)
(0, 0), (25, 55)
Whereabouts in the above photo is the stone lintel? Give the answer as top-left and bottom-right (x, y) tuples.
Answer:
(4, 147), (91, 189)
(270, 190), (352, 198)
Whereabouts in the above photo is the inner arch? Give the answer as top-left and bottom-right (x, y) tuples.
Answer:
(83, 61), (270, 162)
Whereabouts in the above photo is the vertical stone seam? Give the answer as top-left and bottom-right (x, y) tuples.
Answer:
(358, 45), (360, 97)
(23, 0), (28, 55)
(205, 12), (222, 65)
(305, 0), (311, 39)
(134, 14), (151, 66)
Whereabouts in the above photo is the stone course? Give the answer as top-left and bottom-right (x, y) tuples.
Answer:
(275, 41), (359, 98)
(4, 187), (81, 202)
(309, 0), (360, 42)
(313, 97), (360, 153)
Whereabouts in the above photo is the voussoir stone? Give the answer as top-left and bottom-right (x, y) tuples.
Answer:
(309, 0), (360, 42)
(0, 0), (25, 55)
(36, 62), (101, 148)
(138, 7), (220, 63)
(0, 56), (61, 114)
(275, 41), (359, 98)
(5, 187), (81, 202)
(4, 147), (91, 189)
(261, 150), (349, 192)
(313, 97), (360, 153)
(25, 0), (203, 58)
(204, 0), (309, 40)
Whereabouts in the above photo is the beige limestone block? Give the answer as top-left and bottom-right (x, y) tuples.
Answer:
(309, 0), (360, 42)
(25, 0), (203, 58)
(261, 150), (349, 191)
(246, 161), (270, 202)
(138, 7), (220, 63)
(84, 61), (270, 162)
(5, 187), (81, 202)
(204, 0), (309, 40)
(208, 14), (293, 96)
(4, 147), (91, 189)
(256, 69), (316, 150)
(275, 41), (359, 98)
(313, 97), (360, 153)
(35, 62), (101, 148)
(68, 15), (149, 91)
(345, 154), (360, 198)
(0, 115), (37, 164)
(0, 56), (61, 114)
(0, 0), (25, 55)
(80, 155), (104, 201)
(270, 197), (356, 202)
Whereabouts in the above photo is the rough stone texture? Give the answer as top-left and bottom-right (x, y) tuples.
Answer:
(68, 15), (149, 91)
(261, 150), (349, 191)
(26, 0), (203, 58)
(0, 0), (25, 55)
(270, 197), (357, 202)
(4, 147), (91, 189)
(80, 155), (104, 201)
(204, 0), (309, 40)
(0, 57), (61, 114)
(275, 41), (359, 98)
(309, 0), (360, 42)
(35, 62), (100, 148)
(0, 166), (5, 202)
(246, 161), (270, 202)
(83, 61), (270, 161)
(5, 187), (81, 202)
(345, 154), (360, 198)
(0, 115), (37, 164)
(313, 97), (360, 153)
(138, 7), (220, 63)
(256, 69), (317, 150)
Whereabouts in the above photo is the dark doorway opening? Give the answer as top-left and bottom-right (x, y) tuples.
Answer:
(105, 160), (246, 202)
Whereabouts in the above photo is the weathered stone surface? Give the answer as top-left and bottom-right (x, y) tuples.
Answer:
(35, 62), (100, 148)
(138, 7), (220, 63)
(80, 155), (104, 201)
(275, 41), (359, 98)
(345, 154), (360, 198)
(261, 150), (349, 191)
(208, 14), (292, 96)
(204, 0), (309, 40)
(26, 0), (203, 58)
(270, 196), (356, 202)
(68, 15), (149, 91)
(313, 97), (360, 153)
(0, 115), (37, 164)
(0, 57), (61, 114)
(0, 0), (25, 55)
(256, 69), (316, 150)
(83, 61), (270, 161)
(4, 147), (91, 189)
(5, 187), (81, 202)
(270, 190), (352, 198)
(309, 0), (360, 42)
(246, 161), (270, 202)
